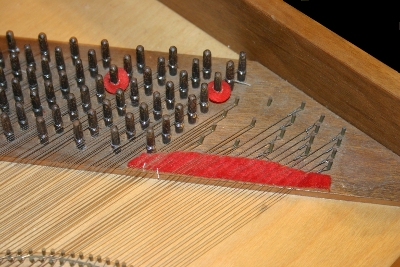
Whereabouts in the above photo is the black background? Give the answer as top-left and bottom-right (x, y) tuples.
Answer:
(284, 1), (399, 72)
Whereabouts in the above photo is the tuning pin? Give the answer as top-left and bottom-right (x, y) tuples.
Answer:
(78, 252), (84, 260)
(187, 94), (197, 124)
(179, 70), (188, 99)
(115, 260), (120, 267)
(0, 50), (4, 68)
(15, 101), (28, 129)
(165, 81), (175, 110)
(59, 70), (70, 97)
(191, 58), (200, 88)
(75, 58), (85, 86)
(70, 251), (76, 258)
(129, 77), (139, 106)
(96, 255), (102, 263)
(175, 103), (184, 133)
(44, 80), (57, 108)
(139, 102), (150, 130)
(24, 44), (36, 70)
(199, 83), (209, 113)
(0, 67), (6, 88)
(6, 30), (18, 53)
(237, 51), (247, 81)
(95, 74), (106, 103)
(169, 46), (178, 76)
(110, 125), (121, 153)
(109, 64), (119, 84)
(80, 85), (92, 113)
(143, 66), (153, 96)
(30, 89), (43, 117)
(69, 37), (80, 65)
(89, 254), (94, 261)
(101, 39), (111, 69)
(202, 49), (212, 79)
(27, 66), (38, 89)
(11, 78), (23, 103)
(51, 104), (64, 133)
(55, 46), (66, 72)
(213, 72), (222, 92)
(41, 56), (52, 82)
(146, 126), (156, 153)
(88, 49), (98, 77)
(115, 88), (126, 116)
(136, 45), (145, 74)
(67, 93), (79, 121)
(87, 109), (99, 136)
(38, 33), (50, 61)
(36, 116), (49, 144)
(123, 54), (132, 77)
(153, 91), (162, 121)
(157, 56), (166, 86)
(102, 99), (113, 127)
(10, 52), (22, 80)
(1, 113), (15, 141)
(225, 60), (235, 90)
(72, 119), (85, 149)
(162, 114), (171, 144)
(125, 112), (136, 140)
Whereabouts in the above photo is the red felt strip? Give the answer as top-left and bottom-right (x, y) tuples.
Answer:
(128, 151), (331, 190)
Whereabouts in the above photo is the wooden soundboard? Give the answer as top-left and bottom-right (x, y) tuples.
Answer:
(0, 1), (400, 266)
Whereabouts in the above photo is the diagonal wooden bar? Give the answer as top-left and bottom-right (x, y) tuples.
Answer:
(160, 0), (400, 156)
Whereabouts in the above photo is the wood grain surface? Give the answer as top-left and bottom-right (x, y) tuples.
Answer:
(0, 0), (399, 266)
(160, 0), (400, 157)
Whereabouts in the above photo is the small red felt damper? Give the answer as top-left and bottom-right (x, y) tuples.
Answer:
(103, 66), (129, 94)
(208, 72), (231, 103)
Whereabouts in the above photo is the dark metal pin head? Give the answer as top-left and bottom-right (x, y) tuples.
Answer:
(143, 66), (153, 96)
(10, 53), (22, 80)
(165, 81), (175, 110)
(67, 93), (79, 121)
(38, 32), (50, 61)
(174, 103), (184, 133)
(162, 114), (171, 144)
(214, 72), (222, 92)
(237, 51), (247, 81)
(15, 101), (28, 129)
(202, 49), (212, 79)
(6, 30), (18, 52)
(36, 116), (49, 144)
(110, 125), (121, 153)
(0, 50), (4, 68)
(0, 67), (6, 88)
(200, 82), (209, 113)
(87, 109), (99, 136)
(191, 58), (200, 88)
(109, 64), (119, 84)
(69, 37), (80, 64)
(102, 99), (113, 127)
(27, 66), (38, 89)
(80, 85), (92, 112)
(123, 54), (132, 77)
(41, 56), (51, 81)
(146, 126), (156, 153)
(59, 70), (70, 97)
(95, 74), (105, 103)
(75, 58), (85, 86)
(101, 39), (111, 68)
(136, 45), (145, 74)
(30, 89), (43, 117)
(130, 77), (139, 106)
(73, 119), (85, 149)
(55, 46), (66, 72)
(157, 56), (166, 86)
(44, 80), (56, 108)
(225, 60), (235, 90)
(125, 112), (136, 140)
(88, 49), (98, 77)
(51, 104), (64, 133)
(115, 88), (126, 116)
(179, 70), (188, 99)
(12, 78), (23, 102)
(153, 91), (162, 121)
(187, 94), (197, 124)
(139, 102), (150, 130)
(168, 46), (178, 76)
(24, 44), (36, 69)
(1, 112), (14, 141)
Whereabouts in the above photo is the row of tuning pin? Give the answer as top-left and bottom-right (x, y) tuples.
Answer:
(1, 248), (131, 267)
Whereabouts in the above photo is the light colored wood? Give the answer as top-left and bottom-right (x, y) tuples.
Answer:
(0, 0), (400, 266)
